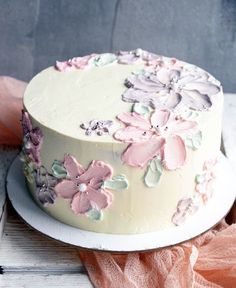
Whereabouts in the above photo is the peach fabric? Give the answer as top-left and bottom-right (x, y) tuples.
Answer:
(0, 76), (26, 145)
(79, 221), (236, 288)
(0, 76), (235, 288)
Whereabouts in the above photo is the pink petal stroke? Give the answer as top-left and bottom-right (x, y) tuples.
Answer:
(122, 136), (165, 168)
(64, 154), (85, 179)
(117, 112), (151, 130)
(114, 126), (152, 143)
(71, 192), (92, 214)
(78, 160), (113, 187)
(168, 120), (198, 136)
(150, 110), (171, 128)
(70, 187), (112, 214)
(54, 179), (77, 199)
(163, 135), (186, 170)
(88, 188), (113, 210)
(55, 61), (75, 72)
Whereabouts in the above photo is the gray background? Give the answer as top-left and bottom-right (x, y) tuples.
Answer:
(0, 0), (236, 92)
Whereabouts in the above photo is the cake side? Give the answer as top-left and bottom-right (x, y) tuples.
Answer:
(21, 49), (223, 234)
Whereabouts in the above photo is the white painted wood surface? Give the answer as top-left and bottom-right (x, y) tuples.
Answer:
(0, 214), (83, 273)
(0, 147), (18, 239)
(0, 274), (92, 288)
(0, 214), (92, 287)
(0, 93), (235, 287)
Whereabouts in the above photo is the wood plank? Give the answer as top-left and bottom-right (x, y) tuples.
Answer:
(222, 94), (236, 167)
(0, 204), (7, 241)
(0, 274), (93, 288)
(0, 147), (18, 239)
(0, 212), (83, 273)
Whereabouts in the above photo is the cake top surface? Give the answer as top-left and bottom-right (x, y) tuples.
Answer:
(24, 49), (222, 142)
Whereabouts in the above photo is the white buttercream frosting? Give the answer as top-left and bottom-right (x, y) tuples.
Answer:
(23, 50), (224, 234)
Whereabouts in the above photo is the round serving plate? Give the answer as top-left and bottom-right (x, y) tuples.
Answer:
(6, 153), (235, 252)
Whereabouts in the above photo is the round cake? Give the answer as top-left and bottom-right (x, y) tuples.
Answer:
(21, 49), (223, 234)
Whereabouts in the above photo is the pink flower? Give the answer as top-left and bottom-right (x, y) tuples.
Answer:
(55, 54), (96, 72)
(195, 159), (217, 203)
(54, 155), (113, 214)
(114, 110), (198, 170)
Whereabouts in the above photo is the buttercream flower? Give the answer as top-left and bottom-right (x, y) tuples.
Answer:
(114, 109), (198, 170)
(35, 166), (58, 206)
(122, 66), (220, 111)
(80, 119), (114, 136)
(117, 49), (143, 64)
(55, 54), (96, 71)
(55, 155), (113, 214)
(117, 49), (160, 64)
(91, 53), (117, 66)
(146, 57), (183, 70)
(21, 111), (43, 167)
(171, 197), (199, 226)
(195, 159), (217, 203)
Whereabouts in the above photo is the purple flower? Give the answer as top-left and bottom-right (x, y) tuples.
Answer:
(117, 48), (160, 64)
(80, 119), (114, 136)
(21, 111), (43, 167)
(122, 66), (221, 111)
(35, 166), (58, 205)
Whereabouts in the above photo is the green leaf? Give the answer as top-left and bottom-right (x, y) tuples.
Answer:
(180, 109), (199, 120)
(51, 160), (67, 179)
(92, 53), (117, 67)
(86, 208), (103, 221)
(132, 103), (152, 116)
(195, 174), (205, 184)
(23, 162), (35, 183)
(185, 131), (202, 150)
(132, 69), (145, 75)
(144, 157), (163, 188)
(103, 175), (129, 191)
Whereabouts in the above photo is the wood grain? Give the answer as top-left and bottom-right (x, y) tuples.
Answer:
(0, 274), (93, 288)
(0, 213), (83, 273)
(0, 146), (18, 239)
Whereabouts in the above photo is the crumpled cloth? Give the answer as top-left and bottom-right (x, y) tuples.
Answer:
(0, 76), (27, 145)
(1, 76), (236, 288)
(79, 221), (236, 288)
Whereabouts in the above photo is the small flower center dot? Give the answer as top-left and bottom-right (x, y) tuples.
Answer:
(78, 183), (87, 192)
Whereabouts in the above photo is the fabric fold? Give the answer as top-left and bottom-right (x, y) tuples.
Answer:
(79, 222), (236, 288)
(0, 76), (26, 145)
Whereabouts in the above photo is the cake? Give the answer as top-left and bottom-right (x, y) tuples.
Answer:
(21, 49), (223, 234)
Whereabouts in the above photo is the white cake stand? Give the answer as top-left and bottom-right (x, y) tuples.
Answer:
(6, 153), (235, 252)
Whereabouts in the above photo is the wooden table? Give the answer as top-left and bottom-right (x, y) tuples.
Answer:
(0, 94), (235, 288)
